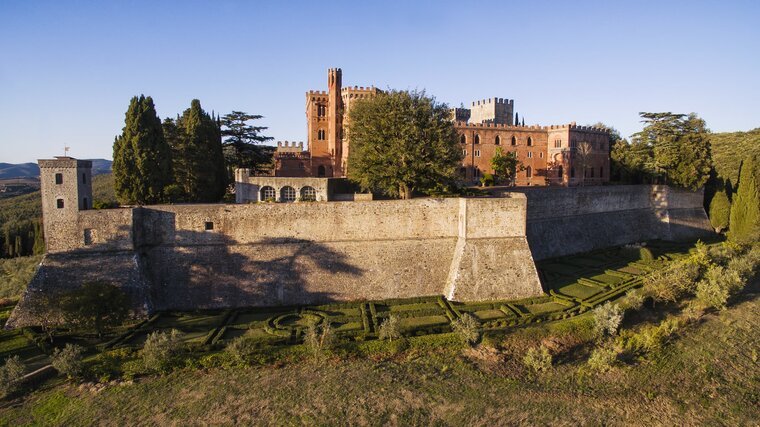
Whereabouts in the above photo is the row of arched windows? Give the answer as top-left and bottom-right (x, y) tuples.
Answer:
(260, 186), (317, 202)
(460, 134), (532, 146)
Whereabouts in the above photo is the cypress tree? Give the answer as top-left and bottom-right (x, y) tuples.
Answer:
(708, 189), (730, 233)
(112, 95), (173, 205)
(729, 156), (760, 242)
(32, 220), (45, 255)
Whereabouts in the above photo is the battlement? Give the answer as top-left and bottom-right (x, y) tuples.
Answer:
(307, 90), (328, 97)
(547, 122), (609, 133)
(455, 122), (547, 130)
(471, 98), (513, 106)
(341, 85), (378, 93)
(276, 141), (306, 153)
(274, 151), (311, 159)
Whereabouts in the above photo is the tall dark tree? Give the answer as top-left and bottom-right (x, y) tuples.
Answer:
(729, 156), (760, 242)
(347, 90), (462, 199)
(220, 111), (274, 176)
(112, 95), (173, 204)
(168, 100), (227, 202)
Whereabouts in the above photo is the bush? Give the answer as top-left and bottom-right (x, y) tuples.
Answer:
(0, 356), (25, 397)
(708, 189), (731, 233)
(523, 345), (552, 374)
(51, 343), (85, 380)
(452, 313), (480, 345)
(593, 302), (623, 338)
(303, 322), (336, 357)
(378, 315), (401, 341)
(643, 259), (701, 303)
(587, 345), (618, 373)
(226, 336), (258, 364)
(620, 289), (645, 311)
(639, 247), (654, 262)
(618, 316), (683, 356)
(142, 329), (183, 373)
(695, 264), (743, 311)
(480, 173), (495, 187)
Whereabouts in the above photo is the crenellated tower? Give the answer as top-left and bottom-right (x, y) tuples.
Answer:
(327, 68), (344, 176)
(38, 157), (93, 252)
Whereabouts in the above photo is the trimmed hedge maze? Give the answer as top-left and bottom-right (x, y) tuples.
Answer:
(87, 240), (699, 351)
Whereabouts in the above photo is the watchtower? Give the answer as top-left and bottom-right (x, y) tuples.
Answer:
(38, 157), (92, 252)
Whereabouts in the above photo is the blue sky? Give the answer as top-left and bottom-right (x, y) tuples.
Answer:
(1, 0), (758, 163)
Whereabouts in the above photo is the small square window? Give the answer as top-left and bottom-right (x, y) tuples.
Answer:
(55, 173), (63, 184)
(204, 221), (214, 231)
(56, 199), (64, 209)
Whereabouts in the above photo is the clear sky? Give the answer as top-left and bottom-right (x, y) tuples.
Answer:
(1, 0), (758, 163)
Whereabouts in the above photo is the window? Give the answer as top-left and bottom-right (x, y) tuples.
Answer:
(475, 150), (480, 157)
(554, 139), (562, 148)
(57, 199), (64, 209)
(460, 134), (466, 144)
(557, 166), (563, 178)
(280, 186), (297, 202)
(474, 168), (481, 178)
(526, 166), (532, 178)
(205, 221), (214, 231)
(318, 129), (325, 140)
(495, 135), (501, 145)
(317, 104), (326, 117)
(317, 165), (326, 177)
(82, 197), (88, 210)
(300, 186), (316, 201)
(462, 149), (467, 157)
(474, 134), (480, 144)
(527, 137), (533, 147)
(511, 136), (516, 146)
(82, 173), (86, 184)
(539, 152), (543, 159)
(261, 186), (276, 201)
(527, 152), (533, 158)
(55, 173), (63, 185)
(571, 139), (577, 149)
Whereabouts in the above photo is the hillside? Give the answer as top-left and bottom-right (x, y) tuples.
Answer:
(0, 159), (112, 180)
(709, 128), (760, 185)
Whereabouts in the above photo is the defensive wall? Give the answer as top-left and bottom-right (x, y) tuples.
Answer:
(508, 185), (713, 260)
(7, 196), (541, 327)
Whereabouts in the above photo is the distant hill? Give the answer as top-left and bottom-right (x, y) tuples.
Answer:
(0, 159), (112, 179)
(710, 128), (760, 185)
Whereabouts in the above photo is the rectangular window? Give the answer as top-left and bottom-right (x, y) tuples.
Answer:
(527, 152), (533, 158)
(56, 199), (64, 209)
(204, 221), (214, 231)
(55, 173), (63, 184)
(475, 150), (481, 157)
(539, 152), (543, 158)
(554, 139), (562, 148)
(462, 149), (467, 156)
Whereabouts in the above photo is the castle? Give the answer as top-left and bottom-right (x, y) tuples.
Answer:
(273, 68), (611, 187)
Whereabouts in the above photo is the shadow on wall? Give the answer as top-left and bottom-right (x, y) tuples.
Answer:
(136, 209), (365, 311)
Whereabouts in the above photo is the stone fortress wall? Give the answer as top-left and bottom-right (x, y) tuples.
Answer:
(6, 159), (715, 328)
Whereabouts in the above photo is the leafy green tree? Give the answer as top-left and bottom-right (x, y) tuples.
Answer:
(610, 137), (654, 184)
(347, 90), (462, 199)
(168, 100), (227, 202)
(60, 281), (130, 337)
(490, 147), (524, 185)
(221, 111), (274, 175)
(631, 112), (712, 190)
(708, 189), (731, 233)
(729, 156), (760, 242)
(112, 95), (173, 205)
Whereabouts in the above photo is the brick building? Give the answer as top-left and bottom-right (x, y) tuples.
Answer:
(272, 68), (610, 186)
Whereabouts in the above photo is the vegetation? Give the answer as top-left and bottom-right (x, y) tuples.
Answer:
(490, 147), (523, 185)
(51, 344), (85, 379)
(303, 322), (336, 357)
(0, 355), (24, 397)
(0, 256), (41, 299)
(592, 302), (623, 338)
(728, 156), (760, 242)
(113, 95), (173, 205)
(142, 329), (183, 374)
(451, 313), (480, 345)
(707, 188), (731, 232)
(523, 344), (552, 374)
(709, 128), (760, 185)
(378, 314), (401, 341)
(347, 90), (462, 199)
(59, 282), (130, 337)
(221, 111), (274, 176)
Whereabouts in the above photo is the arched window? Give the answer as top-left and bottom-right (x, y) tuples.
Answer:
(495, 135), (501, 145)
(527, 137), (533, 147)
(261, 186), (276, 201)
(511, 136), (516, 146)
(526, 166), (532, 178)
(280, 186), (297, 202)
(317, 165), (326, 177)
(474, 134), (480, 144)
(318, 129), (325, 140)
(300, 186), (316, 201)
(460, 134), (466, 144)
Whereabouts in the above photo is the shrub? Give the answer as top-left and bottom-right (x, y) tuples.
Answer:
(639, 247), (654, 262)
(620, 289), (645, 311)
(593, 302), (623, 338)
(708, 189), (731, 232)
(587, 345), (618, 373)
(618, 316), (683, 356)
(142, 329), (183, 373)
(51, 343), (85, 380)
(303, 322), (336, 357)
(480, 173), (495, 187)
(378, 315), (401, 341)
(523, 345), (552, 374)
(643, 259), (701, 303)
(452, 313), (480, 345)
(0, 356), (25, 397)
(226, 336), (258, 364)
